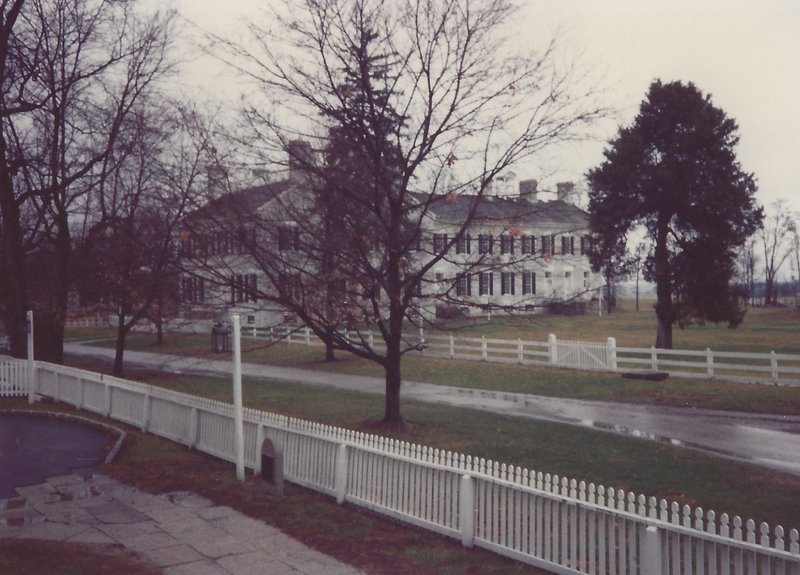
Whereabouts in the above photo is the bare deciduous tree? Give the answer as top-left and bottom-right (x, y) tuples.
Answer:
(198, 0), (605, 426)
(0, 0), (174, 361)
(78, 102), (210, 375)
(759, 200), (796, 306)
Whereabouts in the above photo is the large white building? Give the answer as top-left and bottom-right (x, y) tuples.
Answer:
(418, 177), (601, 318)
(177, 166), (602, 329)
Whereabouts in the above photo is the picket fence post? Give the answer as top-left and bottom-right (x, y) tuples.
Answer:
(459, 474), (476, 547)
(103, 383), (112, 417)
(449, 334), (455, 359)
(481, 336), (487, 360)
(254, 424), (265, 475)
(304, 327), (311, 345)
(187, 407), (199, 449)
(642, 525), (664, 575)
(517, 338), (523, 364)
(771, 351), (779, 381)
(650, 346), (658, 371)
(334, 443), (349, 504)
(607, 337), (617, 370)
(548, 334), (558, 364)
(706, 348), (714, 378)
(141, 393), (151, 432)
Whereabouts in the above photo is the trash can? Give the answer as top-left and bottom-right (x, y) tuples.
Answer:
(211, 323), (231, 353)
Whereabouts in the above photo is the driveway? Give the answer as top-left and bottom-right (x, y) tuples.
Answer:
(64, 342), (800, 477)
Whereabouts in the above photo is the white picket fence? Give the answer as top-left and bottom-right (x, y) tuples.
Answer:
(1, 354), (798, 574)
(0, 357), (28, 397)
(64, 315), (109, 329)
(245, 325), (800, 386)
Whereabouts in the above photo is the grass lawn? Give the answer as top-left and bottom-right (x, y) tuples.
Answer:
(425, 299), (800, 353)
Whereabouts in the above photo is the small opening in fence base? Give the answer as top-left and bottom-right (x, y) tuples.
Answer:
(621, 371), (669, 382)
(260, 439), (284, 497)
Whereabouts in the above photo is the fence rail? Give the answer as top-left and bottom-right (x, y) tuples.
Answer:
(2, 354), (798, 574)
(243, 325), (800, 386)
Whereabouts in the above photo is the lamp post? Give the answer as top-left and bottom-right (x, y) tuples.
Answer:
(26, 310), (35, 403)
(231, 314), (245, 482)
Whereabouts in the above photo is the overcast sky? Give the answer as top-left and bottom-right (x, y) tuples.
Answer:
(166, 0), (799, 213)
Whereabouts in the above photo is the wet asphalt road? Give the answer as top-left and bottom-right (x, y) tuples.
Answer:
(64, 342), (800, 477)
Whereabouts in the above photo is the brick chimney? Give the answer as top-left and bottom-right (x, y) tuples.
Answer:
(286, 140), (314, 181)
(556, 181), (576, 203)
(519, 179), (538, 201)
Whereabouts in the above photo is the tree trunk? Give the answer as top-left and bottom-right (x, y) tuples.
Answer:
(382, 305), (404, 425)
(155, 298), (164, 345)
(383, 340), (403, 425)
(0, 133), (30, 359)
(325, 339), (336, 362)
(35, 313), (66, 364)
(35, 222), (72, 364)
(654, 217), (673, 349)
(113, 315), (128, 376)
(764, 278), (775, 306)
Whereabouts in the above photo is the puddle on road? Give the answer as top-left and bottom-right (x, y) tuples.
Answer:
(579, 419), (753, 463)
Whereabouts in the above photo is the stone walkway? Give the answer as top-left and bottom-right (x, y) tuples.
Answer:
(0, 472), (364, 575)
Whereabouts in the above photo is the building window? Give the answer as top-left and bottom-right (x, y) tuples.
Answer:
(580, 235), (592, 255)
(433, 233), (448, 254)
(501, 272), (515, 295)
(500, 235), (515, 255)
(233, 227), (252, 254)
(181, 276), (205, 303)
(435, 272), (444, 282)
(179, 233), (194, 257)
(584, 270), (590, 287)
(520, 235), (535, 255)
(522, 272), (536, 295)
(541, 235), (553, 256)
(278, 226), (300, 251)
(279, 273), (302, 300)
(479, 272), (494, 295)
(455, 274), (472, 296)
(561, 236), (575, 255)
(455, 233), (471, 254)
(565, 271), (572, 278)
(545, 271), (552, 279)
(231, 274), (258, 303)
(478, 234), (493, 254)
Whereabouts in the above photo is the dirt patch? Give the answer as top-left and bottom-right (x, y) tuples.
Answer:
(0, 539), (160, 575)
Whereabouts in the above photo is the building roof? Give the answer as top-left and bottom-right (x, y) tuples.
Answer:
(184, 179), (294, 224)
(426, 193), (588, 228)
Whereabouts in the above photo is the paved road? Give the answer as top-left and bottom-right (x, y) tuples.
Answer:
(65, 342), (800, 477)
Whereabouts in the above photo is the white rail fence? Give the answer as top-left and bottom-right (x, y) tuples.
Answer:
(245, 325), (800, 386)
(1, 354), (798, 574)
